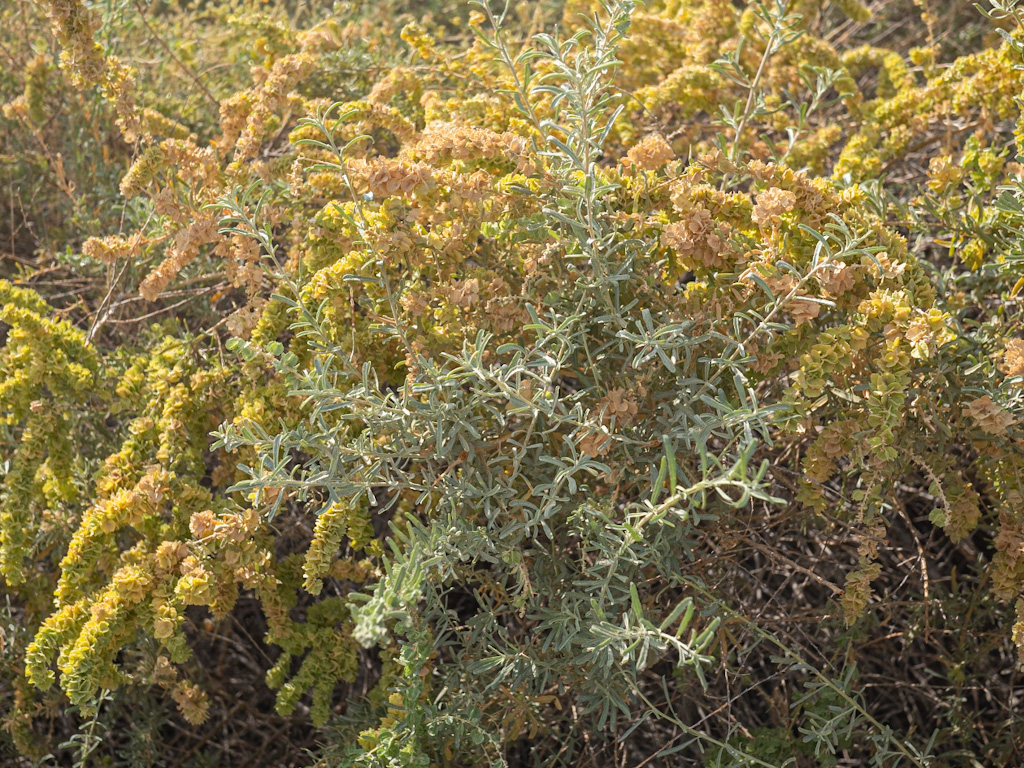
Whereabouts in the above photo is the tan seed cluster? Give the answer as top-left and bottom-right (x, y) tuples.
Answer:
(751, 187), (797, 228)
(964, 395), (1015, 436)
(625, 133), (675, 171)
(1002, 338), (1024, 380)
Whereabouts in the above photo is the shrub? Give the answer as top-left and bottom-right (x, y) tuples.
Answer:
(5, 0), (1024, 766)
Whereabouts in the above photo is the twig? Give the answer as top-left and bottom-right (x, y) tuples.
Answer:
(133, 1), (219, 109)
(748, 540), (844, 595)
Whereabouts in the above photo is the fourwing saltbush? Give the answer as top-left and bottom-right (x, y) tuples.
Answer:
(210, 2), (932, 765)
(10, 0), (1024, 765)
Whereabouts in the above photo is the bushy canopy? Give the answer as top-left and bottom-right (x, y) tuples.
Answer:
(4, 0), (1024, 765)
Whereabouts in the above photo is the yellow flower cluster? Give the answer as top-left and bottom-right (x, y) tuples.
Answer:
(0, 283), (101, 587)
